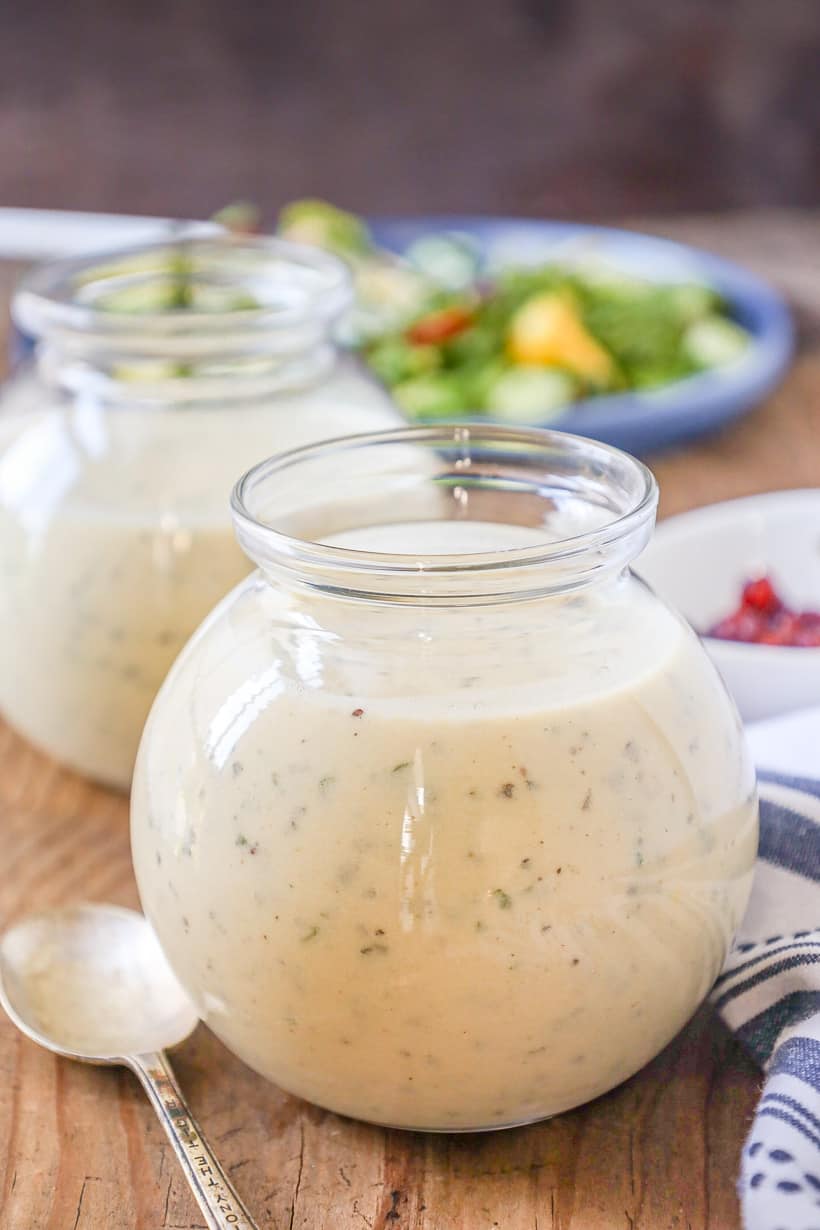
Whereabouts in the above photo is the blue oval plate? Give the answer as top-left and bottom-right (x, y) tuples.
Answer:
(369, 216), (794, 456)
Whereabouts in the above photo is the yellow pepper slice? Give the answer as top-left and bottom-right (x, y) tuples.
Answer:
(507, 292), (615, 386)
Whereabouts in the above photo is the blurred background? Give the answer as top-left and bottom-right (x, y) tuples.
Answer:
(2, 0), (818, 221)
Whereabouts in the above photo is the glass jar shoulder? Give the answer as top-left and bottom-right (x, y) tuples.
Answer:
(138, 566), (751, 810)
(149, 565), (710, 703)
(0, 356), (397, 521)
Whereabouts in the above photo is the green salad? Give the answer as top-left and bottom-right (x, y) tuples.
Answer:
(89, 198), (751, 420)
(275, 199), (751, 422)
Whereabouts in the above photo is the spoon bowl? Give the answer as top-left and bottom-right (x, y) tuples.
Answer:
(0, 902), (198, 1060)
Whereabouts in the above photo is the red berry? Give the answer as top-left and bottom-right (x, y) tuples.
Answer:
(792, 612), (820, 646)
(757, 613), (800, 645)
(709, 610), (766, 642)
(710, 577), (820, 646)
(741, 576), (782, 615)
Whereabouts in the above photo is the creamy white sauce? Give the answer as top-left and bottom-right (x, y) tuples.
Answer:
(321, 517), (610, 553)
(131, 518), (757, 1130)
(0, 362), (397, 787)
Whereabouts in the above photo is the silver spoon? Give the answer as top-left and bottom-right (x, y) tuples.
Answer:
(0, 902), (259, 1230)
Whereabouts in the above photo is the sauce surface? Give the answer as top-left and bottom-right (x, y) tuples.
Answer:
(132, 518), (757, 1129)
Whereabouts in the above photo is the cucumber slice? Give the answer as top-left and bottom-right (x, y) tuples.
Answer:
(405, 234), (481, 290)
(485, 366), (575, 422)
(683, 316), (749, 368)
(392, 373), (468, 419)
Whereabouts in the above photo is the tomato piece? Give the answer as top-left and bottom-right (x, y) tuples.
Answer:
(406, 306), (473, 345)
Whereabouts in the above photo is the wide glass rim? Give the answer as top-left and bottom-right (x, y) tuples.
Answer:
(231, 424), (658, 600)
(12, 233), (352, 346)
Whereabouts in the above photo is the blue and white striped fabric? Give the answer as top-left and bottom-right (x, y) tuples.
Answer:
(711, 768), (820, 1228)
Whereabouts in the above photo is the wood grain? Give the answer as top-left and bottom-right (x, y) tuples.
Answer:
(1, 216), (819, 1228)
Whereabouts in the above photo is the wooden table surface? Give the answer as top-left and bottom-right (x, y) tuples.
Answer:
(1, 211), (819, 1230)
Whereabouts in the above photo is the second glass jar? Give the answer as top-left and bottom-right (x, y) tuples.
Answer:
(0, 236), (398, 787)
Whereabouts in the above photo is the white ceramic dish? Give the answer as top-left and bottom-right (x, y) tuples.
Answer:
(0, 207), (218, 260)
(637, 489), (820, 722)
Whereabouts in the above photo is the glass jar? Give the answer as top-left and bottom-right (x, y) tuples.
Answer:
(0, 236), (398, 788)
(131, 425), (758, 1132)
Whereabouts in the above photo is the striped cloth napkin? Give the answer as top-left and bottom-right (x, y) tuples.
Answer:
(713, 708), (820, 1229)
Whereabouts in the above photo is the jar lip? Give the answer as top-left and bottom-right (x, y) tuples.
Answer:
(12, 233), (353, 344)
(231, 425), (659, 599)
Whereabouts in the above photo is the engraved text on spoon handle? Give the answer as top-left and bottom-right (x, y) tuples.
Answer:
(128, 1050), (260, 1230)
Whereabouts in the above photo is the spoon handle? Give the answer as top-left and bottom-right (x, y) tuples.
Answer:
(128, 1050), (260, 1230)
